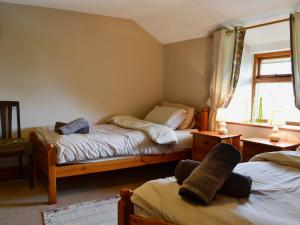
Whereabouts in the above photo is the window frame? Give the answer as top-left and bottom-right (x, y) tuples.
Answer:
(251, 50), (292, 122)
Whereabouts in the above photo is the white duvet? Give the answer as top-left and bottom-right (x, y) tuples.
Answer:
(131, 151), (300, 225)
(108, 115), (178, 145)
(36, 116), (185, 164)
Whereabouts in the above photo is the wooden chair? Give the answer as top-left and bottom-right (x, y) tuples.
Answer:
(0, 101), (35, 188)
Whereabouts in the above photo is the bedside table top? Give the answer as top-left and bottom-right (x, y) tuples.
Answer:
(192, 131), (241, 139)
(241, 137), (300, 148)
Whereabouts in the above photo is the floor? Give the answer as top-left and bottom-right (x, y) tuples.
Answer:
(0, 163), (176, 225)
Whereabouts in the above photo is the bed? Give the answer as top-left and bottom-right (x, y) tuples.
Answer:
(118, 150), (300, 225)
(29, 107), (209, 204)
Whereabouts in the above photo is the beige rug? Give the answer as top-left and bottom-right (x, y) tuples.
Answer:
(43, 196), (119, 225)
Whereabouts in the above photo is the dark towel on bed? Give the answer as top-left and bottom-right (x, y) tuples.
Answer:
(175, 159), (252, 198)
(55, 118), (89, 135)
(179, 143), (241, 204)
(55, 122), (89, 134)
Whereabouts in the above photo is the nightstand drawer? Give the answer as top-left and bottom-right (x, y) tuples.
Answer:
(241, 137), (300, 162)
(192, 131), (241, 161)
(242, 142), (278, 162)
(243, 142), (274, 155)
(193, 135), (220, 150)
(192, 136), (220, 161)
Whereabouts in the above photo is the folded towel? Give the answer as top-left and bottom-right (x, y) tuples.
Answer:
(175, 159), (252, 198)
(56, 118), (89, 135)
(179, 143), (241, 204)
(55, 122), (89, 134)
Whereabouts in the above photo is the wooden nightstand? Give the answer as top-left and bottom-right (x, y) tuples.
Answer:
(242, 137), (300, 162)
(192, 131), (241, 161)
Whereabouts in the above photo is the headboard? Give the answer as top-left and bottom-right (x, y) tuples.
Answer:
(195, 106), (209, 131)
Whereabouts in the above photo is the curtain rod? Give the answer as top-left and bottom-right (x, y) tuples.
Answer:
(241, 18), (289, 31)
(209, 17), (290, 37)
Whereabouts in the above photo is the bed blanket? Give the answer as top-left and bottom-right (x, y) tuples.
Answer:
(131, 151), (300, 225)
(36, 124), (177, 164)
(250, 150), (300, 168)
(108, 115), (178, 145)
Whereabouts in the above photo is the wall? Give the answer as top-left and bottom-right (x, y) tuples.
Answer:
(0, 3), (164, 167)
(0, 3), (164, 137)
(163, 36), (212, 109)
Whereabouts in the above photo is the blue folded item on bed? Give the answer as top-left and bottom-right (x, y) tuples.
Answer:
(175, 159), (252, 198)
(179, 143), (241, 204)
(55, 121), (89, 134)
(55, 118), (89, 135)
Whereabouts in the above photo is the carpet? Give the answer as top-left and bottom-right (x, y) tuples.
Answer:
(43, 196), (120, 225)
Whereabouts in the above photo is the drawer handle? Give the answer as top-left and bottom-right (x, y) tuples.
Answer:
(204, 141), (209, 145)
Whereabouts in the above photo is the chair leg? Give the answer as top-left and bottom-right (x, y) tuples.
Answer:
(29, 154), (35, 189)
(18, 155), (23, 177)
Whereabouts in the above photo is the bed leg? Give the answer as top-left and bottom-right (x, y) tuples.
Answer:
(118, 189), (134, 225)
(48, 166), (57, 204)
(47, 144), (57, 204)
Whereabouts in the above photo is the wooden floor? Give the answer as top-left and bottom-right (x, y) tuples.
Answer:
(0, 163), (176, 225)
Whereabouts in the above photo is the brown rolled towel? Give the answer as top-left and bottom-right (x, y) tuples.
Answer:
(179, 143), (241, 204)
(55, 120), (89, 135)
(175, 159), (252, 198)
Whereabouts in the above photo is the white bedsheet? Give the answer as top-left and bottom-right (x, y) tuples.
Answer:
(36, 125), (195, 164)
(131, 151), (300, 225)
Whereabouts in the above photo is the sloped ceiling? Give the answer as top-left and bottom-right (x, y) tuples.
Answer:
(1, 0), (299, 43)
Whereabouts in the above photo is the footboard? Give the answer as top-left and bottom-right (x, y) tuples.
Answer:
(118, 189), (175, 225)
(29, 132), (191, 205)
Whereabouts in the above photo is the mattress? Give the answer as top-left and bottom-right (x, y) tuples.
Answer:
(131, 151), (300, 225)
(36, 124), (196, 164)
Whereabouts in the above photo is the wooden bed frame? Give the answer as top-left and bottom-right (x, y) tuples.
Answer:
(119, 188), (175, 225)
(29, 107), (209, 204)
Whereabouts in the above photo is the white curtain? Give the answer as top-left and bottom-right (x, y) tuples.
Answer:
(290, 13), (300, 109)
(206, 29), (236, 130)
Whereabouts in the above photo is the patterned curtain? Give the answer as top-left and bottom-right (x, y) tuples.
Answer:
(224, 27), (246, 107)
(290, 13), (300, 109)
(207, 27), (246, 130)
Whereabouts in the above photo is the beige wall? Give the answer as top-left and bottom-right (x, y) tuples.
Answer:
(0, 3), (164, 138)
(164, 36), (212, 109)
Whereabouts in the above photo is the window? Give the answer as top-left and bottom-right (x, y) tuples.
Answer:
(252, 51), (300, 124)
(260, 57), (291, 76)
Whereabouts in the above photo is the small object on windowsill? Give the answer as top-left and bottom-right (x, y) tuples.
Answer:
(269, 111), (285, 142)
(218, 121), (228, 135)
(269, 126), (281, 142)
(216, 108), (228, 135)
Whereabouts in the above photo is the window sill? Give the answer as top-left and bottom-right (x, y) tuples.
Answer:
(227, 121), (300, 132)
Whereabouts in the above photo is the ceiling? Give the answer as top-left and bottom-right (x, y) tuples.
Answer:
(1, 0), (300, 43)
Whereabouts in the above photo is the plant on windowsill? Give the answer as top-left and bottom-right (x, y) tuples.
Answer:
(257, 97), (263, 125)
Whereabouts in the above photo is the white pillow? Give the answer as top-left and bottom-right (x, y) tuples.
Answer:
(144, 106), (187, 130)
(162, 102), (195, 130)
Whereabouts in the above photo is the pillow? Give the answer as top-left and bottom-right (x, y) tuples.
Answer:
(144, 106), (187, 130)
(162, 102), (195, 130)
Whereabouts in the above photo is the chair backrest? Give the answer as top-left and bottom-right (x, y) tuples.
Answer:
(0, 101), (21, 139)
